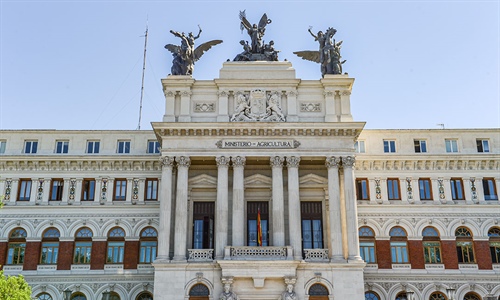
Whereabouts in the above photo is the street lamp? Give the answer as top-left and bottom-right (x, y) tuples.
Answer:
(406, 291), (415, 300)
(63, 289), (72, 300)
(102, 291), (111, 300)
(446, 288), (456, 300)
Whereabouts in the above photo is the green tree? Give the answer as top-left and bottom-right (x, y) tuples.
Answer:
(0, 270), (32, 300)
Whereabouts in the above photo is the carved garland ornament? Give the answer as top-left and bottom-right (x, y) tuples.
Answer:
(230, 90), (286, 122)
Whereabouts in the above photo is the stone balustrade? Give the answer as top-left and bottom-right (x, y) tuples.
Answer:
(188, 249), (214, 261)
(224, 246), (293, 260)
(303, 249), (329, 261)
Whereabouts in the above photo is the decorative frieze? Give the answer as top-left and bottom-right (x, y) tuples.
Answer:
(194, 103), (215, 112)
(216, 139), (300, 149)
(300, 103), (321, 112)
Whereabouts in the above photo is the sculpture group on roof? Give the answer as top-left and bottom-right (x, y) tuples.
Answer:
(164, 11), (345, 77)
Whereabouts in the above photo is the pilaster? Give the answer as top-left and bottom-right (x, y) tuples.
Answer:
(326, 156), (344, 262)
(342, 156), (362, 261)
(217, 90), (229, 122)
(285, 90), (298, 122)
(270, 156), (285, 246)
(215, 156), (230, 259)
(286, 156), (301, 260)
(232, 156), (246, 247)
(173, 156), (190, 261)
(157, 156), (174, 261)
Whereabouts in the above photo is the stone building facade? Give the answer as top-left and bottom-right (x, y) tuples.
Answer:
(0, 61), (499, 300)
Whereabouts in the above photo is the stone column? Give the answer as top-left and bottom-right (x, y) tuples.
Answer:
(178, 91), (192, 122)
(173, 156), (190, 261)
(342, 156), (362, 261)
(326, 157), (344, 262)
(8, 179), (18, 203)
(163, 90), (176, 122)
(286, 91), (298, 122)
(339, 90), (353, 121)
(324, 90), (337, 122)
(217, 91), (229, 122)
(231, 156), (246, 246)
(286, 156), (301, 260)
(270, 156), (285, 246)
(215, 156), (230, 259)
(157, 156), (174, 261)
(61, 178), (71, 204)
(74, 178), (83, 203)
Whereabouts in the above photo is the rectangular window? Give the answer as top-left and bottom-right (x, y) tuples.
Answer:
(139, 241), (157, 263)
(247, 202), (268, 246)
(106, 241), (124, 263)
(419, 178), (433, 200)
(24, 140), (38, 154)
(450, 178), (464, 200)
(50, 179), (64, 201)
(7, 243), (25, 264)
(55, 141), (69, 154)
(113, 179), (127, 201)
(145, 179), (158, 201)
(445, 139), (458, 153)
(86, 140), (100, 154)
(82, 179), (96, 201)
(301, 202), (323, 250)
(356, 178), (370, 200)
(414, 140), (427, 153)
(359, 242), (376, 263)
(0, 140), (6, 154)
(147, 140), (160, 154)
(192, 202), (215, 249)
(483, 178), (498, 200)
(73, 242), (92, 264)
(355, 141), (365, 153)
(490, 242), (500, 264)
(476, 139), (490, 153)
(423, 242), (442, 263)
(390, 241), (409, 263)
(117, 140), (131, 154)
(387, 178), (401, 200)
(456, 241), (475, 263)
(40, 242), (59, 264)
(18, 179), (32, 201)
(383, 140), (396, 153)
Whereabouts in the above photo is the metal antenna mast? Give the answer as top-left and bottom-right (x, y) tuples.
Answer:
(137, 21), (148, 130)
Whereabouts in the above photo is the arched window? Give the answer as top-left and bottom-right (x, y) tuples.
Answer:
(136, 292), (153, 300)
(6, 227), (27, 265)
(107, 227), (125, 264)
(463, 293), (481, 300)
(455, 227), (475, 263)
(430, 292), (447, 300)
(488, 227), (500, 264)
(309, 284), (329, 295)
(36, 293), (53, 300)
(70, 293), (87, 300)
(189, 284), (210, 296)
(109, 292), (120, 300)
(359, 227), (376, 263)
(395, 292), (408, 300)
(74, 227), (93, 264)
(40, 227), (60, 264)
(139, 227), (158, 263)
(365, 292), (380, 300)
(390, 227), (409, 264)
(422, 226), (442, 264)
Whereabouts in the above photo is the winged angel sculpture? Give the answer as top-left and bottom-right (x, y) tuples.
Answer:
(164, 26), (222, 75)
(294, 27), (346, 77)
(234, 11), (279, 61)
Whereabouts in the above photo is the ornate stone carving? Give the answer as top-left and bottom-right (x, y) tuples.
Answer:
(470, 177), (478, 202)
(36, 179), (44, 203)
(406, 177), (414, 202)
(286, 156), (300, 168)
(176, 156), (191, 168)
(132, 179), (139, 202)
(342, 156), (355, 168)
(341, 90), (351, 96)
(286, 90), (298, 97)
(194, 103), (215, 112)
(300, 103), (321, 112)
(231, 156), (246, 167)
(4, 178), (12, 201)
(68, 179), (76, 201)
(217, 91), (228, 97)
(230, 90), (286, 122)
(270, 156), (284, 168)
(325, 156), (341, 168)
(160, 156), (174, 167)
(375, 179), (381, 200)
(100, 178), (108, 204)
(438, 178), (445, 200)
(165, 90), (175, 97)
(216, 156), (230, 167)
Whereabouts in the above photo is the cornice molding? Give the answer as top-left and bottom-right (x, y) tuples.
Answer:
(355, 157), (500, 171)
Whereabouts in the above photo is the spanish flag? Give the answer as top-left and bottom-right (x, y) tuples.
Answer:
(257, 207), (262, 246)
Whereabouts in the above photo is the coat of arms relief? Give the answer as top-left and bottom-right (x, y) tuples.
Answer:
(230, 89), (286, 122)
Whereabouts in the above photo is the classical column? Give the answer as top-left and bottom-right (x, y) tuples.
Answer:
(286, 156), (301, 260)
(339, 90), (353, 121)
(178, 91), (192, 122)
(270, 156), (285, 246)
(326, 157), (344, 262)
(173, 156), (190, 261)
(342, 156), (362, 261)
(286, 91), (298, 122)
(163, 90), (176, 122)
(157, 156), (174, 261)
(324, 90), (337, 122)
(231, 156), (246, 246)
(215, 156), (230, 259)
(217, 90), (229, 122)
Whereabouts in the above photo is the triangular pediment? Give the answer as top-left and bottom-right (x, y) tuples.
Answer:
(188, 174), (217, 188)
(299, 173), (327, 187)
(244, 174), (272, 188)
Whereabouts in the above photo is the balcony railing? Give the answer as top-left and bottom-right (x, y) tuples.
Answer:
(188, 249), (214, 261)
(303, 249), (329, 261)
(224, 246), (293, 260)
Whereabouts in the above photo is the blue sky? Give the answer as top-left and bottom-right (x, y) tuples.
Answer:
(1, 0), (499, 130)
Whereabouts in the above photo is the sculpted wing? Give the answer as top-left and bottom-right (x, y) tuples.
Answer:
(258, 13), (269, 29)
(293, 50), (320, 63)
(241, 16), (252, 30)
(194, 40), (223, 61)
(164, 44), (181, 54)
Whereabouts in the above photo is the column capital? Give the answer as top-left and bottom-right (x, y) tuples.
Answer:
(231, 156), (246, 167)
(216, 156), (230, 167)
(325, 156), (341, 168)
(286, 156), (300, 168)
(160, 156), (175, 167)
(270, 156), (284, 168)
(175, 156), (191, 168)
(341, 156), (355, 168)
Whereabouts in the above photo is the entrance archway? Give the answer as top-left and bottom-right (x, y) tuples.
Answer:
(309, 283), (329, 300)
(189, 283), (210, 300)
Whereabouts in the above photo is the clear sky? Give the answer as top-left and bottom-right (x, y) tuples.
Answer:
(1, 0), (499, 131)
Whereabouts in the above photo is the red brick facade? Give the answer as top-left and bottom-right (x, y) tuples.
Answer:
(375, 240), (392, 269)
(57, 241), (74, 270)
(408, 240), (425, 269)
(90, 241), (107, 270)
(441, 240), (459, 269)
(475, 241), (493, 270)
(23, 241), (41, 270)
(124, 241), (139, 269)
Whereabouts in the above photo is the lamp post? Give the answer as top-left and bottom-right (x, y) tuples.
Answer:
(446, 288), (456, 300)
(406, 291), (415, 300)
(63, 289), (72, 300)
(102, 291), (111, 300)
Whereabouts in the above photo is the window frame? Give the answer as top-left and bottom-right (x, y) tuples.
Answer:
(24, 140), (38, 154)
(113, 179), (127, 201)
(450, 178), (464, 200)
(40, 228), (60, 265)
(356, 178), (370, 200)
(414, 139), (427, 153)
(354, 140), (365, 153)
(0, 140), (6, 154)
(488, 227), (500, 264)
(117, 140), (131, 154)
(383, 140), (396, 153)
(86, 140), (100, 154)
(18, 179), (32, 201)
(387, 178), (401, 200)
(476, 139), (490, 153)
(81, 179), (96, 201)
(55, 140), (69, 154)
(359, 226), (376, 264)
(247, 201), (269, 246)
(49, 178), (64, 201)
(389, 226), (409, 264)
(139, 227), (158, 263)
(147, 140), (160, 154)
(418, 178), (433, 200)
(6, 228), (27, 265)
(455, 227), (476, 264)
(301, 201), (324, 250)
(107, 227), (125, 264)
(145, 178), (158, 201)
(482, 178), (498, 200)
(73, 227), (93, 264)
(445, 139), (459, 153)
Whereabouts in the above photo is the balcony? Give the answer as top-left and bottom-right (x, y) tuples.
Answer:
(188, 249), (214, 262)
(224, 246), (293, 260)
(303, 248), (329, 262)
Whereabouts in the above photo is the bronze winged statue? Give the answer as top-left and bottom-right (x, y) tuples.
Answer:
(294, 27), (346, 77)
(164, 26), (222, 75)
(234, 11), (279, 61)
